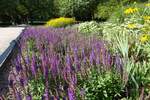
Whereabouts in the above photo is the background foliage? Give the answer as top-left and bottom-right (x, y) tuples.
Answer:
(53, 0), (98, 20)
(0, 0), (149, 24)
(0, 0), (54, 24)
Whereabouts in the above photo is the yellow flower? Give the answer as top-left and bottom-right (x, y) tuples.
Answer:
(45, 17), (76, 27)
(124, 8), (138, 14)
(143, 16), (150, 21)
(140, 34), (150, 43)
(127, 23), (136, 29)
(145, 3), (150, 7)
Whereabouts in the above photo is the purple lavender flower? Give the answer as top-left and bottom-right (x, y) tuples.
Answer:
(71, 74), (77, 85)
(63, 97), (67, 100)
(25, 54), (30, 64)
(31, 53), (36, 76)
(89, 48), (95, 65)
(74, 47), (78, 57)
(42, 89), (49, 100)
(0, 96), (3, 100)
(83, 57), (87, 65)
(80, 88), (85, 96)
(115, 55), (123, 73)
(73, 47), (80, 71)
(15, 64), (21, 73)
(49, 96), (55, 100)
(66, 54), (71, 73)
(19, 78), (24, 87)
(15, 55), (22, 73)
(101, 47), (106, 66)
(68, 87), (75, 100)
(16, 92), (22, 100)
(50, 55), (59, 77)
(41, 53), (46, 74)
(107, 53), (112, 66)
(73, 47), (78, 61)
(44, 66), (49, 79)
(26, 94), (32, 100)
(41, 96), (45, 100)
(9, 79), (14, 88)
(81, 48), (85, 59)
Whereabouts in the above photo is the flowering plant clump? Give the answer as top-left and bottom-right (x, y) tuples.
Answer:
(124, 7), (138, 15)
(145, 3), (150, 7)
(143, 16), (150, 21)
(4, 27), (123, 100)
(127, 23), (137, 29)
(77, 21), (102, 36)
(140, 34), (150, 43)
(45, 17), (76, 27)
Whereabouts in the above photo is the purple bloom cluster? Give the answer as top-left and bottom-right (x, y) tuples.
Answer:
(7, 26), (123, 99)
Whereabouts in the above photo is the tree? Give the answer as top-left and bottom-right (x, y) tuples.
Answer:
(0, 0), (18, 24)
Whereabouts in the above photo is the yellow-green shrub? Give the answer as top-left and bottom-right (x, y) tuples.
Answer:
(45, 17), (76, 27)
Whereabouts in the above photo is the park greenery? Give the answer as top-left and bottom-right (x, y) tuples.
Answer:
(0, 0), (149, 24)
(0, 0), (150, 100)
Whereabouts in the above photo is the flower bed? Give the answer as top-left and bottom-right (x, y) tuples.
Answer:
(0, 26), (123, 100)
(0, 2), (150, 100)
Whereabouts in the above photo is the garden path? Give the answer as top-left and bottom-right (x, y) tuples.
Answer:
(0, 27), (24, 96)
(0, 27), (24, 56)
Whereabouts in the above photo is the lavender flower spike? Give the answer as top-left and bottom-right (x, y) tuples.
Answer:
(66, 54), (71, 73)
(26, 94), (32, 100)
(68, 87), (75, 100)
(31, 53), (36, 76)
(90, 48), (95, 65)
(9, 79), (14, 88)
(16, 92), (22, 100)
(19, 78), (25, 87)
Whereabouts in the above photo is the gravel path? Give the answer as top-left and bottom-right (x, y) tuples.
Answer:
(0, 27), (24, 55)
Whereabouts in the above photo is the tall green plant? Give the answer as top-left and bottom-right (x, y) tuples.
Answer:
(0, 0), (18, 23)
(77, 69), (123, 100)
(123, 60), (150, 99)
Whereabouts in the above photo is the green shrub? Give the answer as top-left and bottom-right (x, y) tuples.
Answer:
(124, 60), (150, 99)
(94, 0), (120, 21)
(53, 0), (98, 20)
(77, 69), (123, 100)
(28, 74), (45, 100)
(108, 6), (125, 23)
(45, 17), (76, 27)
(77, 21), (102, 36)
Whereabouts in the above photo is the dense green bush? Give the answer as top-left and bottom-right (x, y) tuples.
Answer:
(26, 0), (54, 21)
(28, 74), (45, 100)
(53, 0), (98, 20)
(77, 21), (102, 36)
(94, 0), (120, 21)
(0, 0), (18, 23)
(77, 69), (123, 100)
(108, 7), (125, 23)
(123, 59), (150, 99)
